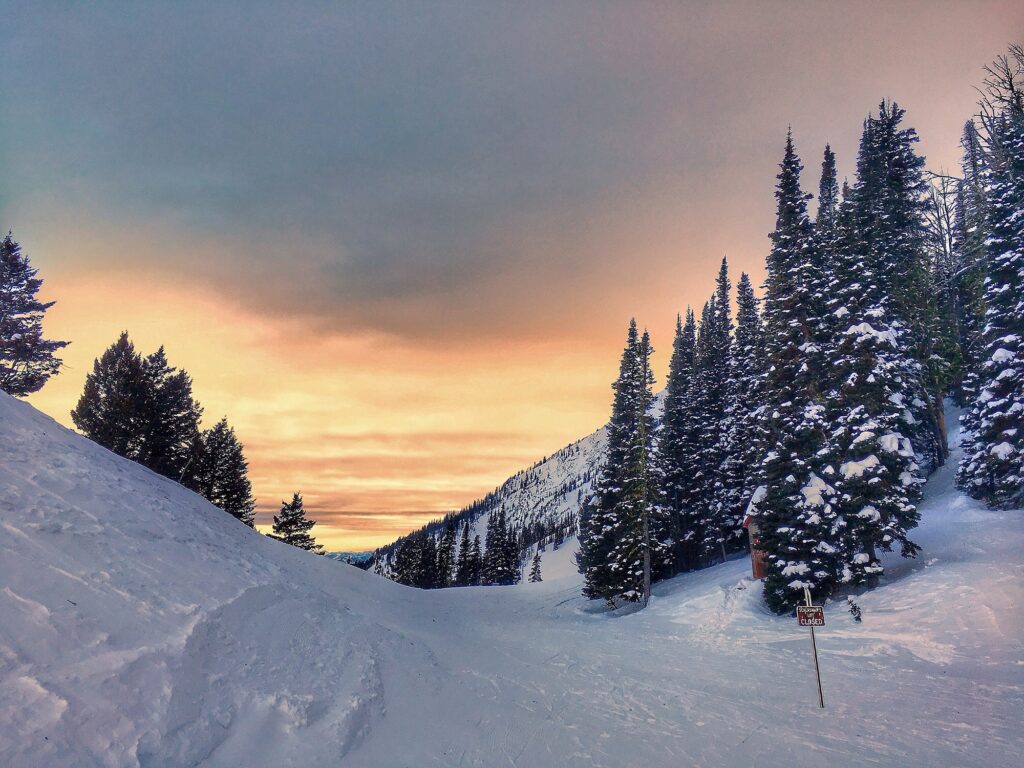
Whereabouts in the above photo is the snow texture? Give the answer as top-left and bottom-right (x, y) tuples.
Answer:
(1, 393), (1022, 767)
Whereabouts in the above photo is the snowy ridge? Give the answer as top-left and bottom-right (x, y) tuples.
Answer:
(465, 425), (606, 540)
(377, 393), (665, 560)
(1, 392), (1022, 767)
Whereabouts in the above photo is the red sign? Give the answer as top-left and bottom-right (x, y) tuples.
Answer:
(797, 605), (825, 626)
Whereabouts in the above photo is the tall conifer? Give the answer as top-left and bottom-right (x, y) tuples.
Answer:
(0, 233), (68, 396)
(959, 47), (1024, 508)
(752, 133), (843, 613)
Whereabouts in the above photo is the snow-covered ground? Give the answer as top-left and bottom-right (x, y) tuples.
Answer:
(1, 392), (1021, 767)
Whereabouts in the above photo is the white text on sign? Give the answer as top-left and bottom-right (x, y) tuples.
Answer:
(797, 605), (825, 627)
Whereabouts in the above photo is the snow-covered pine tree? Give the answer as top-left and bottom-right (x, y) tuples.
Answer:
(923, 171), (967, 405)
(436, 520), (457, 587)
(0, 233), (69, 396)
(188, 418), (257, 527)
(503, 516), (523, 585)
(696, 260), (739, 563)
(455, 521), (473, 586)
(656, 308), (700, 573)
(392, 534), (423, 586)
(953, 121), (991, 406)
(752, 132), (844, 614)
(483, 508), (518, 585)
(483, 509), (502, 584)
(827, 108), (929, 585)
(469, 534), (483, 585)
(857, 102), (946, 469)
(579, 320), (663, 604)
(417, 532), (439, 589)
(270, 492), (324, 553)
(958, 47), (1024, 509)
(578, 323), (638, 600)
(605, 328), (665, 605)
(718, 272), (766, 546)
(528, 550), (542, 583)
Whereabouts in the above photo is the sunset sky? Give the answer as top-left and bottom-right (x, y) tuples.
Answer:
(5, 1), (1021, 550)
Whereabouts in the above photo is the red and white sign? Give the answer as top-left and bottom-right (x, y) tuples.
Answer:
(797, 605), (825, 627)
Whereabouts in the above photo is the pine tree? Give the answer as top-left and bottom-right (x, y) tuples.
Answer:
(828, 107), (928, 586)
(188, 418), (257, 526)
(138, 347), (203, 480)
(606, 328), (664, 603)
(854, 103), (945, 469)
(528, 550), (542, 583)
(436, 521), (457, 587)
(417, 533), (439, 589)
(485, 508), (520, 585)
(579, 320), (663, 605)
(753, 132), (844, 613)
(483, 509), (502, 584)
(958, 47), (1024, 509)
(270, 492), (323, 553)
(698, 259), (739, 562)
(0, 233), (69, 396)
(72, 332), (148, 459)
(454, 521), (473, 586)
(719, 272), (766, 544)
(71, 333), (201, 482)
(393, 534), (423, 587)
(923, 171), (967, 405)
(953, 121), (991, 406)
(468, 534), (483, 585)
(657, 309), (699, 573)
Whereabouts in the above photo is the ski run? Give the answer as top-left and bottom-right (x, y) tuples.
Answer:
(1, 391), (1021, 767)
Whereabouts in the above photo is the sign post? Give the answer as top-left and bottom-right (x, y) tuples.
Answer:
(797, 586), (825, 708)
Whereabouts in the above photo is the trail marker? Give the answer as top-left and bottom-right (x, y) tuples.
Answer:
(800, 586), (825, 708)
(797, 605), (825, 626)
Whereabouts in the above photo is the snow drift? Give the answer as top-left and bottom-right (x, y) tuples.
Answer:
(1, 392), (1022, 767)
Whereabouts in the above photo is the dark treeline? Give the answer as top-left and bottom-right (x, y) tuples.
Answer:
(381, 506), (576, 589)
(0, 233), (69, 397)
(68, 332), (326, 553)
(0, 261), (326, 554)
(579, 46), (1023, 613)
(70, 331), (258, 526)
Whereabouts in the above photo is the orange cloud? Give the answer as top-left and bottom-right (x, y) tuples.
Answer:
(27, 264), (618, 550)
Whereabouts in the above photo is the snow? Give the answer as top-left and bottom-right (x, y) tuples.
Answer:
(1, 393), (1023, 767)
(745, 484), (767, 516)
(800, 473), (833, 508)
(991, 348), (1015, 363)
(840, 454), (881, 478)
(879, 433), (901, 453)
(990, 442), (1015, 459)
(845, 322), (898, 346)
(857, 505), (881, 522)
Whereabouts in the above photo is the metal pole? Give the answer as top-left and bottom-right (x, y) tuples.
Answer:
(804, 587), (824, 708)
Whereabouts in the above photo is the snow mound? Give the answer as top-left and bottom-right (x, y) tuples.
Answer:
(1, 393), (1022, 767)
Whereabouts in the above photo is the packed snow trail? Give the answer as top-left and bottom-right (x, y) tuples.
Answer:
(1, 392), (1021, 767)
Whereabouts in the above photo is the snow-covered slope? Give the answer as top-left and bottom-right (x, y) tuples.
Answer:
(2, 392), (1022, 767)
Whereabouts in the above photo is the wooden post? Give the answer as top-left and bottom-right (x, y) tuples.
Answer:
(803, 586), (825, 708)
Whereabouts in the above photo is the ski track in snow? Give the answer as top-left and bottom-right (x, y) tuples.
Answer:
(1, 393), (1022, 767)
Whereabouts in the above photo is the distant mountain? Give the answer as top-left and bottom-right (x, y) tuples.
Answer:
(374, 423), (605, 566)
(374, 394), (664, 565)
(326, 551), (373, 566)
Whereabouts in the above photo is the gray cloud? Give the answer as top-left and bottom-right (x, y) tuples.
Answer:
(4, 1), (1021, 341)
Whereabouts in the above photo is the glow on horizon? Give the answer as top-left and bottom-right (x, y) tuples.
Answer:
(9, 2), (1022, 550)
(26, 260), (639, 550)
